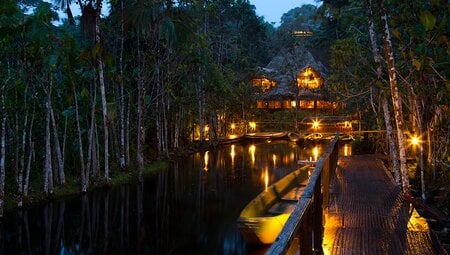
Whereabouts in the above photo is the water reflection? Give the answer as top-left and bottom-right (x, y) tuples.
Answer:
(249, 145), (256, 166)
(343, 143), (351, 156)
(263, 166), (269, 192)
(231, 145), (236, 168)
(313, 146), (320, 161)
(204, 151), (209, 171)
(1, 141), (329, 254)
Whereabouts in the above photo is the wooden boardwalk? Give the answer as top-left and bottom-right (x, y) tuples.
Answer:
(322, 155), (445, 255)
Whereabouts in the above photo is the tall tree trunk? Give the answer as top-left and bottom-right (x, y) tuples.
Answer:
(50, 101), (65, 185)
(381, 96), (401, 184)
(119, 0), (126, 169)
(126, 98), (130, 164)
(18, 108), (28, 207)
(74, 86), (88, 193)
(0, 89), (6, 217)
(364, 0), (401, 185)
(44, 97), (54, 196)
(23, 105), (35, 198)
(95, 0), (110, 183)
(378, 0), (409, 193)
(137, 77), (145, 182)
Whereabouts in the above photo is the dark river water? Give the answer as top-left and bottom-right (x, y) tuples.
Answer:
(1, 140), (351, 255)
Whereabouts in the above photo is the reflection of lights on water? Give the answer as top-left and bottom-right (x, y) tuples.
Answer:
(230, 145), (235, 166)
(313, 146), (319, 161)
(264, 167), (269, 192)
(344, 143), (349, 156)
(272, 154), (277, 166)
(249, 145), (256, 165)
(203, 151), (209, 171)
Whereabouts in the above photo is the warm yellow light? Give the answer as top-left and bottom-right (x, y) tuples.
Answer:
(312, 120), (320, 129)
(231, 145), (235, 167)
(249, 145), (256, 165)
(344, 143), (349, 156)
(203, 151), (209, 171)
(410, 135), (420, 146)
(249, 121), (256, 131)
(291, 100), (297, 107)
(231, 123), (236, 130)
(204, 125), (209, 132)
(272, 154), (277, 166)
(313, 146), (319, 161)
(264, 167), (269, 192)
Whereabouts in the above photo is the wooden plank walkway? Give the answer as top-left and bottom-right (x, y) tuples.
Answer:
(322, 155), (445, 255)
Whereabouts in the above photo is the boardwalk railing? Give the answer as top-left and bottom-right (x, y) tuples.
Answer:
(266, 133), (339, 255)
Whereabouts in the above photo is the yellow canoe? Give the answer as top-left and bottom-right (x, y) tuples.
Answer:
(237, 165), (311, 244)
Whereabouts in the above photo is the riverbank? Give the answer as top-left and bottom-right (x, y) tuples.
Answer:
(3, 160), (169, 214)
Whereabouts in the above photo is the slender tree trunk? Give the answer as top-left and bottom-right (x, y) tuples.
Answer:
(23, 105), (35, 198)
(44, 98), (54, 196)
(119, 0), (126, 169)
(74, 86), (88, 193)
(137, 77), (145, 182)
(365, 0), (401, 185)
(126, 98), (130, 164)
(136, 34), (145, 182)
(378, 0), (409, 193)
(50, 101), (65, 185)
(95, 0), (110, 183)
(381, 96), (401, 183)
(18, 106), (28, 207)
(0, 90), (6, 217)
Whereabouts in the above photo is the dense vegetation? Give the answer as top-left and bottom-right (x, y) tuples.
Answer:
(0, 0), (448, 215)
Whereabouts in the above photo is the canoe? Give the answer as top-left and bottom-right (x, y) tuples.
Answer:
(237, 165), (311, 244)
(244, 132), (288, 140)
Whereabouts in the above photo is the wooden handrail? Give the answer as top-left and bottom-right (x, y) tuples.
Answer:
(266, 133), (339, 255)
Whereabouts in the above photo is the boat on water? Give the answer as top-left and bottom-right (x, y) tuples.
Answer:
(236, 165), (311, 244)
(244, 132), (288, 140)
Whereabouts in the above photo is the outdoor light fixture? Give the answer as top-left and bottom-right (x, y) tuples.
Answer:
(249, 122), (256, 131)
(411, 135), (420, 146)
(231, 123), (236, 134)
(312, 120), (320, 129)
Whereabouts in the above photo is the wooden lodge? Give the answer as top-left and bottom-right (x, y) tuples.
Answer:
(252, 66), (335, 110)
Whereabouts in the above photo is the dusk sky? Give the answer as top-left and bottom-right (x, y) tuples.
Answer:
(249, 0), (320, 25)
(48, 0), (320, 25)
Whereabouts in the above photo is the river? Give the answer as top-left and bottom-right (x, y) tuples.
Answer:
(1, 140), (352, 254)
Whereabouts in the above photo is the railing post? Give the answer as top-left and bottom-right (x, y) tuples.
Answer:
(299, 209), (312, 255)
(313, 174), (324, 253)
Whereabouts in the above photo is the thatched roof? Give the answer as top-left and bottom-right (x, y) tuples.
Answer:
(258, 46), (328, 100)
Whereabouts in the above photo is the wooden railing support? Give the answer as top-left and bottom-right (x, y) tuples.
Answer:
(266, 133), (339, 255)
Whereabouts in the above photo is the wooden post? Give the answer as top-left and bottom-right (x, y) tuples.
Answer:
(322, 157), (330, 210)
(313, 175), (324, 253)
(299, 209), (312, 254)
